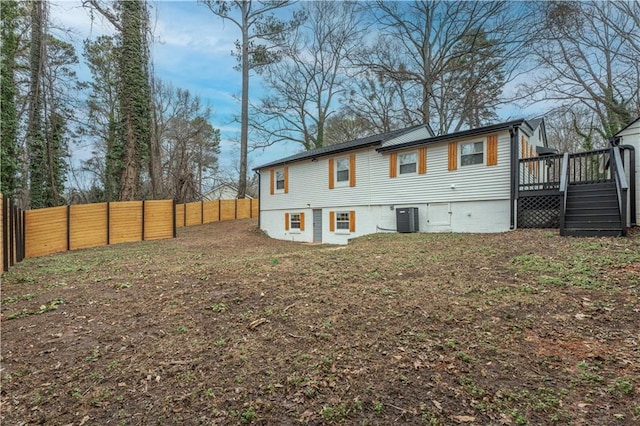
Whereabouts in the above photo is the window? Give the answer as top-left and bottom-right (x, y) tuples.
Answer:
(336, 158), (349, 182)
(336, 212), (350, 230)
(290, 213), (301, 229)
(285, 212), (304, 231)
(329, 210), (356, 233)
(399, 152), (417, 174)
(460, 142), (483, 166)
(270, 167), (288, 194)
(275, 170), (285, 190)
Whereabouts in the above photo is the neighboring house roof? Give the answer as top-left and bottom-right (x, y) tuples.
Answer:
(203, 183), (254, 200)
(253, 123), (433, 170)
(377, 118), (533, 152)
(614, 116), (640, 136)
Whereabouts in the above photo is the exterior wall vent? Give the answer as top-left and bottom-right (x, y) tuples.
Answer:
(396, 207), (419, 233)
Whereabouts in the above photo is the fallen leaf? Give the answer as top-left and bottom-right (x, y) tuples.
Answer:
(432, 400), (442, 410)
(452, 415), (476, 423)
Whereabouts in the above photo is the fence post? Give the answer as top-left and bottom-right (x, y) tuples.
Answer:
(2, 194), (8, 272)
(9, 198), (15, 267)
(67, 205), (71, 251)
(201, 200), (204, 224)
(172, 199), (177, 238)
(235, 199), (238, 219)
(142, 200), (146, 241)
(21, 209), (25, 262)
(250, 199), (253, 218)
(218, 199), (221, 221)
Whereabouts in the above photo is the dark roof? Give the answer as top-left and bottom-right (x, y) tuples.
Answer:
(377, 119), (532, 152)
(614, 116), (640, 136)
(253, 123), (431, 170)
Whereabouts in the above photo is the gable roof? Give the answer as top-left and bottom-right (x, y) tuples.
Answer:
(377, 119), (533, 152)
(614, 116), (640, 136)
(253, 123), (433, 170)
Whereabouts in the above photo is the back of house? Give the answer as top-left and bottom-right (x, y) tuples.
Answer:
(255, 119), (548, 244)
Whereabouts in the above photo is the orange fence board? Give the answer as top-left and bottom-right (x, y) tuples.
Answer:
(252, 199), (259, 218)
(109, 201), (143, 244)
(236, 199), (252, 219)
(175, 204), (185, 228)
(220, 200), (236, 221)
(26, 206), (67, 258)
(69, 203), (108, 250)
(203, 200), (219, 223)
(144, 200), (174, 240)
(185, 202), (203, 226)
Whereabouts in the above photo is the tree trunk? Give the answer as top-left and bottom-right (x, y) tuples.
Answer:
(238, 3), (250, 199)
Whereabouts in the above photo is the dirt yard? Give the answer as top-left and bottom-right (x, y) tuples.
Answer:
(1, 219), (639, 425)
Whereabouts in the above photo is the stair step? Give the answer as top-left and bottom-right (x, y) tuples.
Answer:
(562, 229), (623, 237)
(564, 220), (622, 230)
(565, 212), (620, 219)
(567, 201), (618, 210)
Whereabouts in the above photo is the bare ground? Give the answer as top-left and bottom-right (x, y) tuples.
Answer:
(1, 219), (639, 425)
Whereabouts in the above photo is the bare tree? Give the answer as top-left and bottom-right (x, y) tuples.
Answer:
(521, 1), (639, 140)
(250, 1), (365, 150)
(361, 1), (530, 134)
(201, 0), (300, 197)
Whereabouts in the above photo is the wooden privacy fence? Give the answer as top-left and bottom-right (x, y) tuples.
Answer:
(2, 196), (259, 272)
(175, 198), (258, 227)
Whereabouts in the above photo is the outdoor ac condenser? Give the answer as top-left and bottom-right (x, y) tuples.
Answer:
(396, 207), (419, 233)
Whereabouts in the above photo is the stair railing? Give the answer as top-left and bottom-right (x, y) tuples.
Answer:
(611, 146), (629, 236)
(559, 153), (570, 235)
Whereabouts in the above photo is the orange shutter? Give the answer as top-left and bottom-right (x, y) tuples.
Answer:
(349, 211), (356, 232)
(270, 169), (274, 195)
(285, 213), (289, 230)
(300, 212), (305, 231)
(418, 147), (427, 174)
(520, 136), (526, 159)
(487, 134), (498, 166)
(328, 159), (335, 189)
(389, 153), (398, 178)
(349, 154), (356, 187)
(284, 167), (289, 193)
(448, 142), (457, 171)
(329, 211), (335, 232)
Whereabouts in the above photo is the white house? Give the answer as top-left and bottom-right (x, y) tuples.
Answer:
(254, 119), (550, 244)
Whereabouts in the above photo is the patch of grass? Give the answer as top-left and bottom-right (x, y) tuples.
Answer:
(1, 294), (35, 304)
(208, 303), (227, 313)
(6, 298), (65, 320)
(113, 281), (132, 290)
(240, 406), (256, 424)
(176, 325), (188, 334)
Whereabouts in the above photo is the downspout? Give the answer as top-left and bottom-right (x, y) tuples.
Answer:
(509, 126), (517, 229)
(255, 170), (261, 229)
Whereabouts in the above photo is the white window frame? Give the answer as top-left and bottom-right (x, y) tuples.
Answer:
(289, 213), (301, 231)
(399, 151), (417, 174)
(335, 211), (350, 231)
(335, 157), (349, 185)
(460, 141), (484, 167)
(275, 168), (285, 191)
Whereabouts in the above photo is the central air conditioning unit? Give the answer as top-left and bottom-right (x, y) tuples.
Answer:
(396, 207), (419, 233)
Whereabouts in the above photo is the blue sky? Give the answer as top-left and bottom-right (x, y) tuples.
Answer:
(51, 0), (299, 178)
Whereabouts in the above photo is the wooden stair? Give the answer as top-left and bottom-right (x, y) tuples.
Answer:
(562, 181), (623, 237)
